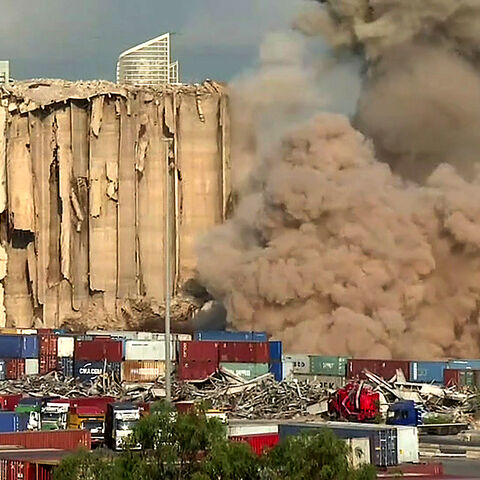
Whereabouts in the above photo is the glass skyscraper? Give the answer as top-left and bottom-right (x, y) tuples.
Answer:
(117, 33), (179, 86)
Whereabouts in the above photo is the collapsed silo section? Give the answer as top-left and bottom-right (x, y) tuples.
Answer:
(0, 80), (230, 330)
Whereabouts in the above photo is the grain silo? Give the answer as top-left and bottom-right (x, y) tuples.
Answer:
(0, 79), (230, 330)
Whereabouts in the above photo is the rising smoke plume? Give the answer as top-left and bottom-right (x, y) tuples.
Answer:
(197, 0), (480, 359)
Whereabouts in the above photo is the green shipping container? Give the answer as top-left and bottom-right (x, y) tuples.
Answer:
(309, 356), (349, 376)
(220, 362), (269, 380)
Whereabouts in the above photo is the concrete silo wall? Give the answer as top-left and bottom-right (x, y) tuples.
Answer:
(0, 80), (230, 329)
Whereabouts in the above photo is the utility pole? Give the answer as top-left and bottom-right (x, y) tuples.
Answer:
(164, 139), (172, 402)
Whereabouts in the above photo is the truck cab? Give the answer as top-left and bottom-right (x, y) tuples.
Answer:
(15, 398), (43, 430)
(105, 402), (140, 451)
(386, 400), (423, 426)
(41, 400), (70, 430)
(68, 406), (105, 445)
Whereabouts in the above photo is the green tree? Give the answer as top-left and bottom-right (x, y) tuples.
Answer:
(54, 405), (376, 480)
(53, 449), (117, 480)
(263, 429), (376, 480)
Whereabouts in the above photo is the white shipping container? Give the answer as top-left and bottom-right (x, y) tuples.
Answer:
(282, 355), (310, 375)
(124, 339), (176, 361)
(228, 422), (278, 437)
(57, 336), (75, 357)
(347, 438), (370, 468)
(25, 359), (39, 376)
(292, 374), (346, 389)
(394, 426), (419, 463)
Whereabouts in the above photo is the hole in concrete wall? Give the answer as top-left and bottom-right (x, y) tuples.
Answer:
(10, 230), (34, 249)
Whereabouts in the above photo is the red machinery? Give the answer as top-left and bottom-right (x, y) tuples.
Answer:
(328, 382), (380, 422)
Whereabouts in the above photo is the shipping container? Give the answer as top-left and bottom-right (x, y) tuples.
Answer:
(38, 334), (57, 356)
(0, 361), (5, 381)
(410, 361), (446, 384)
(39, 355), (57, 375)
(124, 340), (175, 361)
(348, 359), (410, 381)
(194, 331), (268, 342)
(278, 422), (398, 467)
(121, 360), (166, 382)
(6, 360), (24, 380)
(217, 342), (269, 363)
(310, 356), (349, 377)
(282, 355), (310, 375)
(57, 336), (75, 358)
(230, 433), (279, 455)
(0, 412), (24, 433)
(268, 341), (282, 362)
(220, 363), (269, 380)
(269, 362), (282, 382)
(59, 357), (73, 377)
(447, 359), (480, 370)
(21, 336), (38, 359)
(25, 359), (39, 376)
(0, 336), (22, 359)
(444, 368), (480, 388)
(0, 429), (91, 450)
(179, 341), (218, 363)
(74, 360), (121, 382)
(0, 395), (22, 412)
(228, 421), (278, 437)
(75, 338), (123, 362)
(177, 362), (217, 381)
(291, 374), (346, 389)
(394, 425), (419, 463)
(347, 438), (371, 468)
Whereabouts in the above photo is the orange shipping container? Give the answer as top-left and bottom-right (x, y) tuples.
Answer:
(121, 361), (166, 382)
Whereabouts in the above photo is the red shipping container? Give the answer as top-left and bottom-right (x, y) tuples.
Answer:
(218, 342), (255, 363)
(347, 359), (411, 381)
(50, 396), (115, 413)
(75, 338), (122, 362)
(230, 433), (279, 455)
(39, 334), (58, 356)
(0, 395), (22, 411)
(178, 361), (217, 381)
(444, 369), (460, 387)
(39, 355), (57, 375)
(180, 341), (218, 363)
(6, 360), (25, 380)
(0, 430), (91, 450)
(254, 342), (269, 363)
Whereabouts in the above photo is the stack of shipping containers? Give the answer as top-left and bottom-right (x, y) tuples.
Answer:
(184, 331), (271, 382)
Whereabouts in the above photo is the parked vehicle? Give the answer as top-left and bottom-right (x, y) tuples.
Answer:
(387, 401), (423, 427)
(105, 402), (140, 451)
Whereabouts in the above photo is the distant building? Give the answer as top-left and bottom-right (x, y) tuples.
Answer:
(117, 33), (179, 86)
(0, 61), (10, 84)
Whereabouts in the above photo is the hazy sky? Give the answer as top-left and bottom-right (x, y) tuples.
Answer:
(1, 0), (305, 83)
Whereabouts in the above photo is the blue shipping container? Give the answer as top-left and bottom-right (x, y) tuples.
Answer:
(21, 335), (39, 358)
(59, 357), (74, 377)
(278, 423), (398, 467)
(74, 360), (121, 382)
(269, 362), (283, 382)
(194, 331), (268, 342)
(269, 341), (283, 361)
(448, 360), (480, 370)
(0, 412), (24, 433)
(0, 336), (23, 358)
(410, 361), (446, 384)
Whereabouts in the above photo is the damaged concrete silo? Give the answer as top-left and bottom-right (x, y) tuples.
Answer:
(0, 79), (230, 330)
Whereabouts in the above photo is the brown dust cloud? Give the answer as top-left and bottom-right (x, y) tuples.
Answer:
(197, 0), (480, 360)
